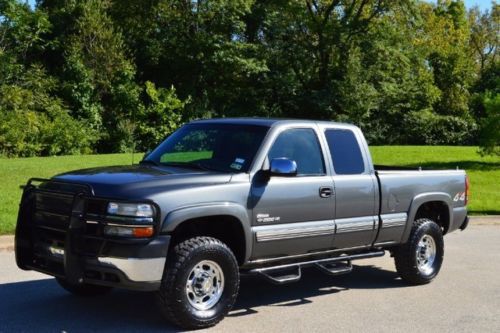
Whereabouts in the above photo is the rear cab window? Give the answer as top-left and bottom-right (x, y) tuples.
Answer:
(324, 129), (365, 175)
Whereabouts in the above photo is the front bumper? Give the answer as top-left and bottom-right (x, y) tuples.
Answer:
(17, 235), (170, 291)
(15, 178), (170, 291)
(81, 235), (170, 291)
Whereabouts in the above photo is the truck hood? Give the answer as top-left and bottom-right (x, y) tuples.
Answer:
(53, 165), (233, 199)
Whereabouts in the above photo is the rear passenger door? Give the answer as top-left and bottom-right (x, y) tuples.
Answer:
(322, 127), (379, 249)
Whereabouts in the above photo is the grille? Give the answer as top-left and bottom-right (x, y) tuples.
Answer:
(34, 192), (74, 231)
(26, 180), (104, 263)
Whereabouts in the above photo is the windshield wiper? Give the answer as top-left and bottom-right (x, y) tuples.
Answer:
(161, 161), (211, 171)
(139, 159), (161, 167)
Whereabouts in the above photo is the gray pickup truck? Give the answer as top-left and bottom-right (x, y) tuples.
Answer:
(15, 118), (469, 329)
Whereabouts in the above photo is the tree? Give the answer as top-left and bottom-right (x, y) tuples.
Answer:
(478, 92), (500, 156)
(468, 3), (499, 74)
(0, 0), (94, 157)
(402, 0), (477, 144)
(135, 81), (187, 151)
(0, 0), (497, 156)
(38, 0), (143, 152)
(111, 0), (267, 120)
(468, 3), (499, 154)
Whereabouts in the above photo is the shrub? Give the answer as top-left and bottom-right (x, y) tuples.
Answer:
(134, 81), (188, 151)
(478, 93), (500, 156)
(403, 109), (477, 145)
(0, 67), (96, 157)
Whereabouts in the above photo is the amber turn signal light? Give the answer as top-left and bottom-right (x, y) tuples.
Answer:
(133, 226), (154, 238)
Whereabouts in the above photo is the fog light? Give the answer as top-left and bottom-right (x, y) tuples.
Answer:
(104, 225), (133, 237)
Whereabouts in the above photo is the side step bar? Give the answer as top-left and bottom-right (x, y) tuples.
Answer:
(259, 266), (302, 284)
(315, 261), (352, 276)
(247, 250), (385, 285)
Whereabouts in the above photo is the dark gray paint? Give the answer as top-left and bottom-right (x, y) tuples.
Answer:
(250, 175), (335, 258)
(52, 118), (468, 265)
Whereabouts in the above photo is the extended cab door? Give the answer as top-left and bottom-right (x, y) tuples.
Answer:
(249, 127), (335, 259)
(320, 125), (379, 249)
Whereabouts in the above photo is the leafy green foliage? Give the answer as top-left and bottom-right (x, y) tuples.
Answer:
(44, 0), (143, 152)
(0, 0), (498, 156)
(0, 64), (95, 157)
(135, 81), (187, 151)
(0, 1), (94, 156)
(478, 93), (500, 156)
(403, 109), (477, 145)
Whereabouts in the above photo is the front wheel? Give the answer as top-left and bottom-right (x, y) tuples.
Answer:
(157, 237), (239, 329)
(394, 218), (444, 285)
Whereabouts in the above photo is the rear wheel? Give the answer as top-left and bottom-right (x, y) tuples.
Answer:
(157, 236), (239, 329)
(394, 218), (444, 285)
(56, 277), (113, 296)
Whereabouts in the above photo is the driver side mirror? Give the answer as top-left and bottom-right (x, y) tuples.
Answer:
(270, 158), (297, 176)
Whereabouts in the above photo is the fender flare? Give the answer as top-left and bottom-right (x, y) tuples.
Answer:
(401, 192), (453, 243)
(161, 202), (252, 263)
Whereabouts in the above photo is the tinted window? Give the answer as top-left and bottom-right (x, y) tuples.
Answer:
(268, 128), (325, 175)
(325, 129), (365, 174)
(146, 124), (269, 173)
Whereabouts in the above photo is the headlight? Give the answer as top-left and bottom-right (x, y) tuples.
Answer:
(107, 202), (154, 218)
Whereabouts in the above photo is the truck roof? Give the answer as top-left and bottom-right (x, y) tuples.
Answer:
(191, 117), (357, 129)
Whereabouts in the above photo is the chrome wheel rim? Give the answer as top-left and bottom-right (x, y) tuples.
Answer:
(186, 260), (225, 311)
(416, 234), (436, 275)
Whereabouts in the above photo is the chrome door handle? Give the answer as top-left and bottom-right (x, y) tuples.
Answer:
(319, 187), (333, 198)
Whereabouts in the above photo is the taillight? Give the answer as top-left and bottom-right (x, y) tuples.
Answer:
(465, 175), (470, 205)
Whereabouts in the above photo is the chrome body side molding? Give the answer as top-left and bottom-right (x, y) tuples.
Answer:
(335, 215), (377, 234)
(254, 220), (335, 242)
(380, 213), (408, 228)
(254, 215), (379, 243)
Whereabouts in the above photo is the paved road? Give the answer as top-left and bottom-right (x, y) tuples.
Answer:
(1, 225), (500, 332)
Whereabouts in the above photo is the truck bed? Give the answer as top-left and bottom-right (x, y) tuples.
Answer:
(374, 167), (468, 245)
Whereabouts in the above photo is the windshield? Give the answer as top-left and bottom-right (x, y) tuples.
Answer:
(143, 123), (269, 173)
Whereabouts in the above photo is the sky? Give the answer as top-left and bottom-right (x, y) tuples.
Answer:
(463, 0), (495, 11)
(25, 0), (495, 12)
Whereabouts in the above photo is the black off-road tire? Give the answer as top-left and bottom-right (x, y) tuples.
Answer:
(394, 218), (444, 285)
(157, 236), (240, 330)
(56, 277), (113, 296)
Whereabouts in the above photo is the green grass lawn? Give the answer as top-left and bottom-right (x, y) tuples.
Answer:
(0, 146), (498, 234)
(0, 153), (143, 234)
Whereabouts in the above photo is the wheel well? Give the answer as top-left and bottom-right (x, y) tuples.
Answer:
(414, 201), (450, 234)
(169, 215), (246, 265)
